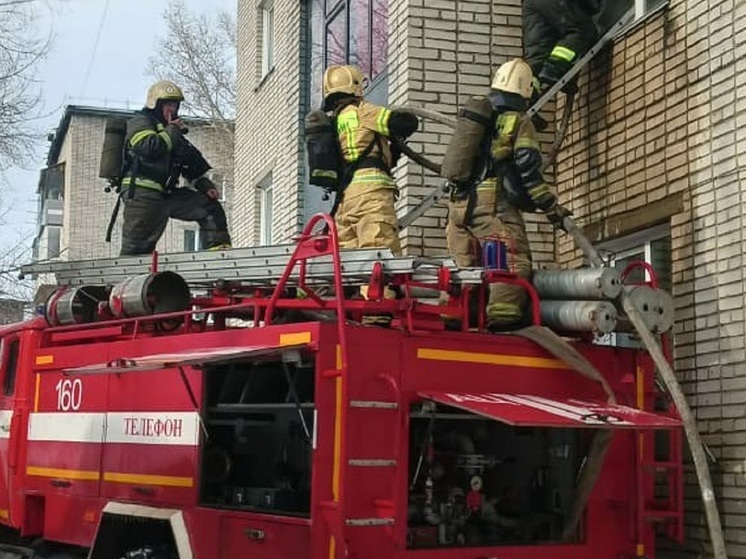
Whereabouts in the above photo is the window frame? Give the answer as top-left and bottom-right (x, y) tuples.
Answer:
(322, 0), (388, 86)
(597, 223), (671, 288)
(613, 0), (669, 38)
(258, 173), (274, 246)
(183, 228), (201, 252)
(260, 0), (275, 81)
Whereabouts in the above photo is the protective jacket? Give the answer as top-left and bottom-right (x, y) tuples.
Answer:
(490, 109), (557, 211)
(522, 0), (600, 81)
(124, 110), (208, 192)
(333, 100), (417, 255)
(335, 100), (417, 190)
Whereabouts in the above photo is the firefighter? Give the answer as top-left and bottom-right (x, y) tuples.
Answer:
(445, 59), (571, 329)
(119, 80), (232, 256)
(523, 0), (600, 95)
(322, 64), (418, 256)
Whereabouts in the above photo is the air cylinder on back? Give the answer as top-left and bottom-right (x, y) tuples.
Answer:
(99, 117), (128, 181)
(440, 96), (494, 186)
(532, 268), (622, 300)
(108, 271), (191, 318)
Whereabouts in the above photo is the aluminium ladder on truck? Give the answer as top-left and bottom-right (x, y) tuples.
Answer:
(397, 5), (637, 231)
(19, 245), (485, 289)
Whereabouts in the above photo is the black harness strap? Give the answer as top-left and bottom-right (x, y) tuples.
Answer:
(329, 134), (382, 219)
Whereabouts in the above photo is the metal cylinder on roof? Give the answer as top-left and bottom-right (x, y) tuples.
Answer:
(653, 288), (675, 333)
(532, 267), (622, 300)
(540, 300), (618, 334)
(45, 285), (109, 326)
(108, 271), (191, 318)
(618, 285), (659, 332)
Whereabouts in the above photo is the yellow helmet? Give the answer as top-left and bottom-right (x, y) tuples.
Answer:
(145, 80), (185, 109)
(323, 65), (365, 100)
(491, 59), (534, 100)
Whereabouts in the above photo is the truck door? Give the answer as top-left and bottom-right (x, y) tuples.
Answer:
(0, 336), (21, 525)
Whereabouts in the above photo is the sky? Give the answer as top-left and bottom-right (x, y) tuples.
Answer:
(0, 0), (235, 264)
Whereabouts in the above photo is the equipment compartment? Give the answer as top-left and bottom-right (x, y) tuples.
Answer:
(407, 400), (584, 548)
(200, 355), (315, 516)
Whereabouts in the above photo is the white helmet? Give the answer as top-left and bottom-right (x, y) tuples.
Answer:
(491, 59), (534, 100)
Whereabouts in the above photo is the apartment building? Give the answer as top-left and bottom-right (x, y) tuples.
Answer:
(235, 0), (745, 555)
(33, 105), (235, 266)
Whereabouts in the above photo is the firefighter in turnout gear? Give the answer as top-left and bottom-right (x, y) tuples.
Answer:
(322, 65), (418, 256)
(445, 59), (571, 329)
(522, 0), (600, 94)
(119, 80), (232, 256)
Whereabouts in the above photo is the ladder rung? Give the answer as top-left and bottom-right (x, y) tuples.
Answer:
(644, 511), (681, 522)
(345, 518), (394, 527)
(643, 461), (680, 470)
(349, 400), (398, 409)
(348, 459), (396, 467)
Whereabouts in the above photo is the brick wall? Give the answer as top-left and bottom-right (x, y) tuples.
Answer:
(54, 109), (235, 260)
(234, 0), (305, 246)
(558, 1), (746, 555)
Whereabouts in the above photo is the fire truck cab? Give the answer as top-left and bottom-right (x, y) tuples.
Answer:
(2, 216), (683, 559)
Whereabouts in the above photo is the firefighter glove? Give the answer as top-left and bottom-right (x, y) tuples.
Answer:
(546, 204), (573, 232)
(193, 175), (216, 194)
(538, 57), (573, 89)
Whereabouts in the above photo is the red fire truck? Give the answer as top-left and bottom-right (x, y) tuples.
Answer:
(2, 215), (683, 559)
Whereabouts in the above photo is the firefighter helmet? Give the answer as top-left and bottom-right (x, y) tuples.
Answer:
(145, 80), (185, 109)
(323, 65), (365, 100)
(491, 59), (534, 100)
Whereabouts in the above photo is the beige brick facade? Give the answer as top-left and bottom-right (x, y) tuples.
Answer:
(234, 0), (745, 553)
(234, 0), (306, 246)
(557, 1), (745, 555)
(34, 106), (235, 262)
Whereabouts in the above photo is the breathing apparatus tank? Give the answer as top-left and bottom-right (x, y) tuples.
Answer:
(305, 109), (343, 194)
(99, 117), (128, 191)
(440, 96), (494, 188)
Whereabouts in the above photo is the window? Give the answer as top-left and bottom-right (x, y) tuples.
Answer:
(261, 0), (275, 79)
(258, 173), (274, 246)
(183, 229), (200, 252)
(323, 0), (388, 83)
(2, 339), (20, 397)
(635, 0), (667, 18)
(38, 163), (65, 201)
(308, 0), (389, 121)
(47, 226), (61, 259)
(599, 0), (668, 36)
(598, 224), (671, 291)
